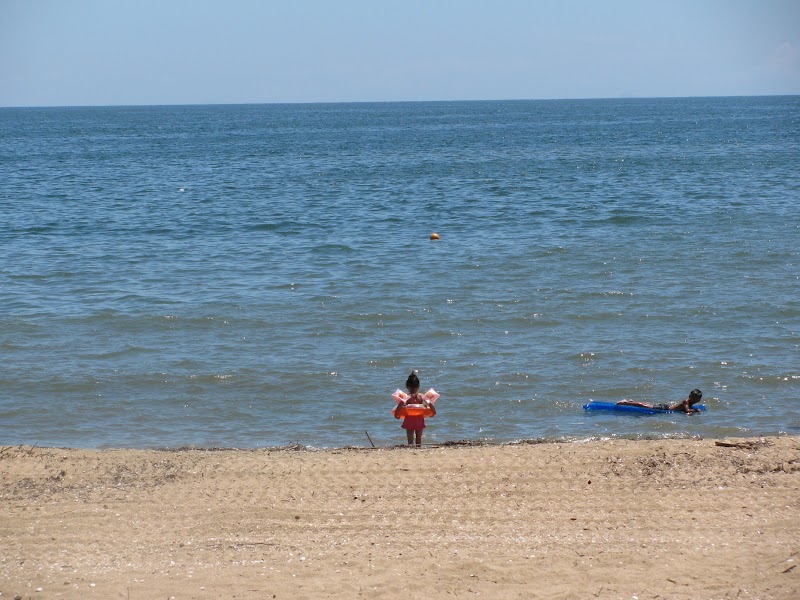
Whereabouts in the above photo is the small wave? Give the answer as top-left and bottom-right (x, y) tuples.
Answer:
(9, 272), (74, 280)
(603, 214), (645, 225)
(737, 371), (800, 385)
(186, 373), (237, 383)
(247, 221), (324, 234)
(248, 222), (286, 232)
(569, 352), (601, 361)
(311, 243), (355, 253)
(80, 345), (157, 359)
(143, 227), (177, 235)
(366, 357), (405, 368)
(15, 223), (60, 235)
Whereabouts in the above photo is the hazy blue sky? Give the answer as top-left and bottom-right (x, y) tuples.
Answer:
(1, 0), (798, 106)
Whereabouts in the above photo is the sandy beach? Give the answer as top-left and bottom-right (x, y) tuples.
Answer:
(1, 436), (798, 599)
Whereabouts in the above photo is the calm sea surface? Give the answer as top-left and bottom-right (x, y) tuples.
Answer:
(1, 97), (799, 448)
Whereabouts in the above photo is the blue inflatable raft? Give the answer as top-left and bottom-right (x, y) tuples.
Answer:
(583, 401), (706, 415)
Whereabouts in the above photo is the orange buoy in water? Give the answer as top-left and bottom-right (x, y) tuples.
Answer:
(430, 232), (440, 240)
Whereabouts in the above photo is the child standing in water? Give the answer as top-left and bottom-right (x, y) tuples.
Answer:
(395, 371), (436, 446)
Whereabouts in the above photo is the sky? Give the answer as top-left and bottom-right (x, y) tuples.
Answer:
(1, 0), (798, 107)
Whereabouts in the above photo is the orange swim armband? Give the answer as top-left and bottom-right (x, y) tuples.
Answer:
(391, 388), (440, 418)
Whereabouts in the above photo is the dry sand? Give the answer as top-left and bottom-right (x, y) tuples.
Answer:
(1, 436), (798, 600)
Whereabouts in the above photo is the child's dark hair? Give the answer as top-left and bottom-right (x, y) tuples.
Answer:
(689, 389), (702, 401)
(406, 371), (420, 390)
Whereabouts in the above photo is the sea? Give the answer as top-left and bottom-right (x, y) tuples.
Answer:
(1, 96), (799, 449)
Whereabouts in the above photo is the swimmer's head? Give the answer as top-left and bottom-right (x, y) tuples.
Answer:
(688, 389), (703, 404)
(406, 371), (420, 392)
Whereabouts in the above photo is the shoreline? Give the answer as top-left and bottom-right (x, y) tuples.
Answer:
(2, 436), (798, 599)
(1, 430), (769, 454)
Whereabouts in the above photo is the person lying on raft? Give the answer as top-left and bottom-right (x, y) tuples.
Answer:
(616, 389), (703, 414)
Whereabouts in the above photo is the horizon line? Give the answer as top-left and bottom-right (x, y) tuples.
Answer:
(1, 93), (798, 110)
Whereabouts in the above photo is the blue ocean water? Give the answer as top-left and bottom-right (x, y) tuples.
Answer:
(1, 97), (799, 448)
